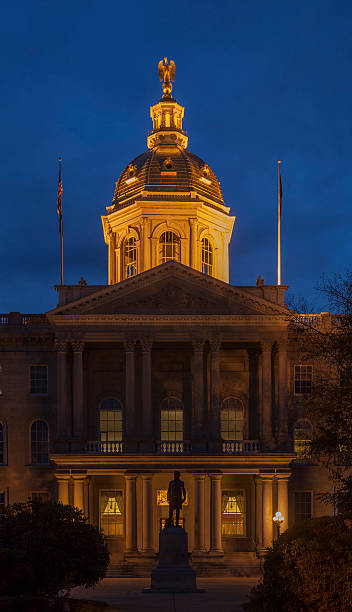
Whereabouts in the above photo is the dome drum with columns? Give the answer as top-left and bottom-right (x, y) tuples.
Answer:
(102, 60), (235, 285)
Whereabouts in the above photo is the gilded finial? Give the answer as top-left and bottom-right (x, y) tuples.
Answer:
(158, 57), (175, 98)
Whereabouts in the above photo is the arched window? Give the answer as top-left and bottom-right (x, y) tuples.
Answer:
(159, 232), (180, 264)
(164, 112), (171, 127)
(123, 237), (137, 279)
(160, 397), (183, 449)
(31, 420), (49, 464)
(294, 420), (312, 463)
(100, 399), (123, 452)
(0, 422), (5, 464)
(221, 398), (244, 441)
(201, 238), (213, 276)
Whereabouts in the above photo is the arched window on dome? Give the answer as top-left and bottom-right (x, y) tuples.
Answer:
(100, 398), (123, 453)
(294, 420), (312, 463)
(31, 420), (49, 464)
(159, 232), (180, 264)
(201, 238), (213, 276)
(123, 236), (137, 279)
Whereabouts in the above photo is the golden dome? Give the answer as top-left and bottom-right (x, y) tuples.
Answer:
(111, 145), (224, 210)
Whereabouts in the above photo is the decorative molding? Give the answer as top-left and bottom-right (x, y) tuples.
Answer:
(124, 340), (136, 352)
(55, 340), (68, 353)
(140, 339), (153, 352)
(261, 341), (273, 353)
(209, 339), (221, 352)
(71, 340), (85, 352)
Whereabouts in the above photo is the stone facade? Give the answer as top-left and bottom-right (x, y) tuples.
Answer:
(0, 74), (333, 571)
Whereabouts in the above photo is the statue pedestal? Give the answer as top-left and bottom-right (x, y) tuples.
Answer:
(147, 527), (202, 593)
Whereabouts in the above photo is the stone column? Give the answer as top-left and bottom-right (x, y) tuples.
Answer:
(190, 218), (198, 269)
(262, 476), (273, 548)
(55, 340), (69, 437)
(107, 231), (115, 284)
(125, 475), (137, 554)
(209, 474), (223, 555)
(192, 340), (204, 443)
(261, 342), (274, 448)
(255, 476), (263, 547)
(72, 341), (85, 439)
(277, 476), (289, 533)
(277, 341), (289, 445)
(142, 217), (150, 271)
(124, 341), (136, 441)
(72, 477), (85, 513)
(141, 340), (153, 440)
(194, 474), (206, 553)
(141, 474), (154, 554)
(57, 476), (70, 505)
(210, 340), (221, 450)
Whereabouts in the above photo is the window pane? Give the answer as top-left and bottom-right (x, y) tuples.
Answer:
(294, 492), (312, 521)
(159, 232), (180, 263)
(294, 365), (312, 394)
(222, 490), (246, 536)
(201, 238), (213, 276)
(124, 237), (137, 279)
(160, 398), (183, 441)
(100, 399), (123, 449)
(31, 420), (49, 464)
(100, 490), (123, 536)
(294, 421), (312, 463)
(30, 366), (48, 394)
(221, 399), (244, 441)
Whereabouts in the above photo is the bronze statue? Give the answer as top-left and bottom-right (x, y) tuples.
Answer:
(158, 57), (176, 98)
(167, 471), (186, 527)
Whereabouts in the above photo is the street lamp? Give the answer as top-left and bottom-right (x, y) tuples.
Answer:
(273, 511), (284, 538)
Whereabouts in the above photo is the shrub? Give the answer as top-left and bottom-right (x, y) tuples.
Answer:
(0, 501), (110, 597)
(243, 516), (352, 611)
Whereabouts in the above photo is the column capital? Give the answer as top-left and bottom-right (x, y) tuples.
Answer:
(209, 339), (221, 352)
(124, 339), (136, 352)
(124, 473), (138, 481)
(55, 339), (69, 352)
(71, 474), (87, 481)
(276, 339), (288, 351)
(260, 474), (275, 482)
(140, 473), (154, 480)
(261, 341), (272, 353)
(194, 473), (206, 481)
(71, 340), (85, 353)
(192, 339), (205, 352)
(140, 339), (152, 352)
(209, 473), (223, 481)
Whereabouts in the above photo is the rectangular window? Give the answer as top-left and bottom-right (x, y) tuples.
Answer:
(222, 490), (246, 536)
(0, 363), (3, 396)
(294, 491), (312, 521)
(0, 491), (5, 515)
(30, 365), (48, 394)
(156, 489), (189, 506)
(294, 365), (312, 395)
(99, 490), (123, 536)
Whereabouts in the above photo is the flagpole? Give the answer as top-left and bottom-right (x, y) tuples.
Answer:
(277, 160), (281, 286)
(57, 157), (63, 285)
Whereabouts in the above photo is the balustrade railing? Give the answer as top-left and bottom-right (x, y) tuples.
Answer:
(222, 440), (260, 454)
(156, 440), (192, 454)
(86, 440), (123, 454)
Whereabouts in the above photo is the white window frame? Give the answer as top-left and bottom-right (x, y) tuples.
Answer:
(221, 489), (246, 537)
(158, 231), (181, 264)
(99, 489), (124, 537)
(123, 236), (138, 279)
(201, 237), (214, 276)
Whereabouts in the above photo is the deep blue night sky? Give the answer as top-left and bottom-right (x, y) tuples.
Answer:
(1, 0), (351, 314)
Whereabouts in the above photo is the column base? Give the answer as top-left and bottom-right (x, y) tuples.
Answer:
(139, 550), (156, 558)
(208, 549), (224, 557)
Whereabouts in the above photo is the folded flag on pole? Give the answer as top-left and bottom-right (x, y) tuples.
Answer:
(57, 157), (63, 219)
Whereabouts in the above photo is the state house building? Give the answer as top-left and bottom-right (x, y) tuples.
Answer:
(0, 65), (331, 573)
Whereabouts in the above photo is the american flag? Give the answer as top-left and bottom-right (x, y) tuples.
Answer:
(57, 157), (63, 219)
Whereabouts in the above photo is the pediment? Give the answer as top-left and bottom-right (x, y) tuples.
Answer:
(48, 262), (288, 317)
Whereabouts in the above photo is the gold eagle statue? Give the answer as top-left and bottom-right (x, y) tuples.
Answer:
(158, 57), (176, 98)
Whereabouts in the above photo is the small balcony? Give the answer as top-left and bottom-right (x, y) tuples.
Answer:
(86, 441), (123, 454)
(82, 439), (260, 456)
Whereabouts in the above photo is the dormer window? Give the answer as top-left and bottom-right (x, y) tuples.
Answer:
(125, 165), (138, 185)
(163, 158), (174, 171)
(200, 164), (211, 185)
